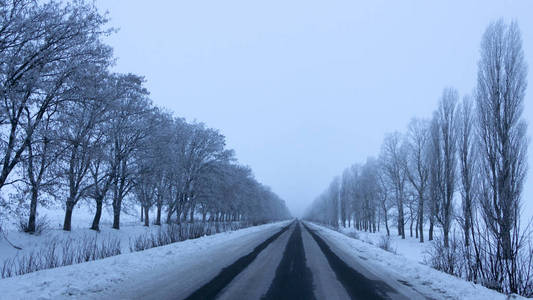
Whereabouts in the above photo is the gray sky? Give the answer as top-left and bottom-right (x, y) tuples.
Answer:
(96, 1), (533, 217)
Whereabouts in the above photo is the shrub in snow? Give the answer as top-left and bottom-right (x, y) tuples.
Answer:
(129, 222), (252, 252)
(1, 234), (121, 279)
(18, 216), (51, 235)
(377, 235), (396, 254)
(423, 235), (462, 277)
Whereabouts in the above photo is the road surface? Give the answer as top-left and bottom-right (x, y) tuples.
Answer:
(100, 220), (423, 300)
(181, 221), (418, 300)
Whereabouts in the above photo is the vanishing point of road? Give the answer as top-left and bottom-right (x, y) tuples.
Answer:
(182, 221), (416, 300)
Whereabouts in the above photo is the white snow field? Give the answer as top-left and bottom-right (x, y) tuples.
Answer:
(306, 222), (524, 300)
(0, 220), (292, 299)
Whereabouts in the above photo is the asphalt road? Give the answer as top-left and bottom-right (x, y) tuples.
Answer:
(184, 221), (415, 300)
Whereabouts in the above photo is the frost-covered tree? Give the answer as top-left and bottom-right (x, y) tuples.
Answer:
(0, 0), (110, 193)
(432, 88), (459, 248)
(107, 75), (151, 230)
(381, 132), (407, 239)
(476, 20), (527, 265)
(404, 118), (431, 242)
(458, 96), (477, 247)
(56, 64), (113, 231)
(376, 160), (392, 236)
(20, 110), (61, 233)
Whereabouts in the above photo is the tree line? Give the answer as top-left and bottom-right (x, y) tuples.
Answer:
(305, 20), (532, 296)
(0, 0), (290, 233)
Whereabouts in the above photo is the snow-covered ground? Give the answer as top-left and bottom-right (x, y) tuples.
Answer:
(0, 202), (258, 282)
(1, 208), (523, 300)
(0, 220), (291, 299)
(0, 204), (160, 269)
(308, 222), (524, 300)
(337, 225), (432, 264)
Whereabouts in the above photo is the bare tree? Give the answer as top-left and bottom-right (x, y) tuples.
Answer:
(404, 118), (431, 242)
(476, 20), (527, 266)
(56, 65), (112, 231)
(20, 110), (62, 233)
(340, 168), (351, 227)
(458, 96), (477, 247)
(303, 19), (531, 297)
(381, 132), (407, 239)
(328, 177), (340, 228)
(133, 108), (174, 227)
(376, 159), (392, 236)
(88, 139), (113, 231)
(0, 0), (110, 193)
(107, 74), (151, 230)
(427, 117), (441, 241)
(174, 123), (233, 224)
(433, 88), (459, 248)
(0, 1), (293, 243)
(476, 20), (527, 259)
(360, 158), (379, 232)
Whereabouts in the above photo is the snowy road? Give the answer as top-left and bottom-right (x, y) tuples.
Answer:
(0, 220), (421, 300)
(0, 220), (513, 300)
(183, 221), (417, 300)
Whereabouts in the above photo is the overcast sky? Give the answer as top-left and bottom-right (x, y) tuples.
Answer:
(95, 1), (533, 217)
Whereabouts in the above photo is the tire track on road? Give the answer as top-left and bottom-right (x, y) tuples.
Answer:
(303, 223), (397, 300)
(262, 221), (316, 300)
(184, 222), (293, 300)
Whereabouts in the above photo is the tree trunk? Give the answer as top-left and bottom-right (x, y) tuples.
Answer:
(112, 201), (121, 230)
(27, 188), (38, 233)
(155, 203), (162, 226)
(502, 229), (512, 259)
(189, 205), (195, 223)
(398, 214), (402, 236)
(144, 206), (149, 227)
(418, 195), (424, 242)
(179, 206), (185, 223)
(415, 217), (419, 239)
(90, 197), (103, 231)
(443, 229), (449, 248)
(140, 206), (144, 222)
(167, 207), (173, 224)
(410, 215), (414, 237)
(63, 200), (75, 231)
(399, 203), (405, 239)
(429, 218), (434, 241)
(182, 209), (187, 223)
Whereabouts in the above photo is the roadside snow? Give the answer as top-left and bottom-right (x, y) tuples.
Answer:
(337, 225), (431, 264)
(1, 205), (144, 262)
(307, 222), (523, 300)
(0, 220), (291, 300)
